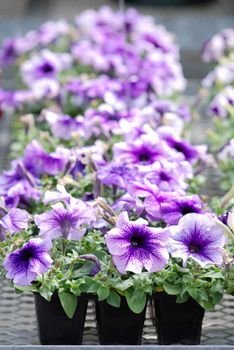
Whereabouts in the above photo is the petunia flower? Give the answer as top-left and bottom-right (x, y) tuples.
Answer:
(113, 135), (167, 167)
(202, 28), (234, 63)
(0, 160), (41, 207)
(168, 213), (225, 267)
(44, 110), (81, 140)
(3, 238), (52, 286)
(0, 208), (30, 241)
(23, 140), (65, 177)
(216, 210), (234, 239)
(208, 86), (234, 119)
(106, 211), (169, 274)
(20, 49), (71, 87)
(162, 133), (200, 162)
(35, 202), (95, 240)
(161, 194), (204, 225)
(43, 185), (72, 205)
(145, 159), (190, 192)
(97, 161), (137, 189)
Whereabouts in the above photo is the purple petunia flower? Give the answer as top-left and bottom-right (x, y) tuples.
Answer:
(37, 20), (70, 46)
(0, 38), (19, 65)
(208, 86), (234, 119)
(145, 160), (190, 192)
(168, 213), (225, 266)
(216, 210), (234, 238)
(23, 140), (65, 177)
(106, 211), (169, 274)
(44, 110), (81, 140)
(97, 161), (136, 189)
(217, 139), (234, 161)
(43, 185), (72, 205)
(113, 135), (167, 167)
(202, 28), (234, 63)
(21, 49), (71, 87)
(161, 194), (204, 225)
(161, 132), (200, 162)
(0, 160), (41, 207)
(0, 208), (29, 241)
(35, 202), (95, 240)
(3, 238), (52, 286)
(202, 61), (234, 89)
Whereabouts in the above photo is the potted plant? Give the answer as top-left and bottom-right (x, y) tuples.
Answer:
(97, 208), (226, 345)
(149, 212), (226, 345)
(0, 197), (99, 345)
(86, 208), (169, 345)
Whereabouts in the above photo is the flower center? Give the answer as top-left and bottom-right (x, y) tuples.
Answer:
(23, 249), (33, 259)
(41, 63), (54, 74)
(173, 142), (185, 153)
(160, 171), (171, 181)
(131, 235), (144, 247)
(138, 152), (151, 162)
(181, 204), (197, 215)
(189, 243), (200, 253)
(60, 217), (72, 239)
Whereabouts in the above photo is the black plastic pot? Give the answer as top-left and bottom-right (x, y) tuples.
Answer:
(34, 293), (88, 345)
(95, 297), (146, 345)
(153, 292), (205, 345)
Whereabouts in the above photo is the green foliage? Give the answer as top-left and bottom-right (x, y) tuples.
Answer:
(59, 293), (78, 319)
(152, 258), (225, 311)
(126, 289), (147, 313)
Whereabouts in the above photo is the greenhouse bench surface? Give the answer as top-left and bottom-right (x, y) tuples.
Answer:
(0, 279), (234, 346)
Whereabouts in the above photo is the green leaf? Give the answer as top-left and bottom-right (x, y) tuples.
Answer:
(176, 292), (189, 304)
(82, 277), (99, 293)
(114, 279), (133, 290)
(163, 282), (181, 295)
(187, 287), (198, 300)
(106, 291), (121, 308)
(58, 293), (78, 319)
(211, 292), (223, 305)
(39, 287), (53, 301)
(97, 285), (109, 301)
(202, 270), (224, 279)
(198, 289), (209, 302)
(15, 285), (32, 293)
(126, 289), (147, 314)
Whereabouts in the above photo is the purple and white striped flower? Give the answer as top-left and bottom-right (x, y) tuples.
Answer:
(161, 194), (204, 225)
(168, 213), (225, 266)
(97, 161), (137, 189)
(0, 160), (41, 207)
(216, 210), (234, 238)
(21, 49), (71, 87)
(23, 140), (65, 177)
(44, 110), (81, 140)
(145, 159), (190, 192)
(202, 28), (234, 63)
(113, 135), (167, 167)
(35, 202), (95, 240)
(208, 86), (234, 118)
(3, 238), (52, 286)
(106, 211), (169, 274)
(0, 208), (30, 241)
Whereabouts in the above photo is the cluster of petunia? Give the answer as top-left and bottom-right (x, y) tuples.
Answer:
(200, 27), (234, 193)
(0, 7), (233, 313)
